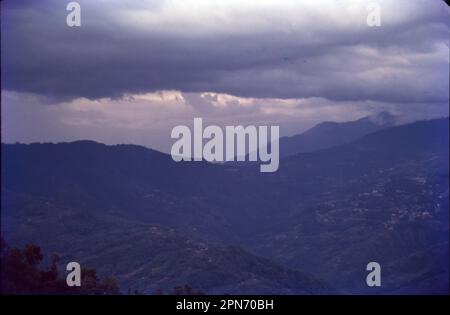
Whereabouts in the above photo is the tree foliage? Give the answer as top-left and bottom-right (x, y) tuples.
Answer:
(1, 238), (119, 295)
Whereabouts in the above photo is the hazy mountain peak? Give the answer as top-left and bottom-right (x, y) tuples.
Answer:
(366, 111), (398, 126)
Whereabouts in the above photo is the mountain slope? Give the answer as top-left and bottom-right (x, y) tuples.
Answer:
(245, 118), (449, 293)
(1, 140), (245, 242)
(1, 191), (335, 295)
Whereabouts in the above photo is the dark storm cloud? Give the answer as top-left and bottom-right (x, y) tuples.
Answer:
(1, 0), (449, 103)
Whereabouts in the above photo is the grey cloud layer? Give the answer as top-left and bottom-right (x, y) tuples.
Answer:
(1, 0), (449, 103)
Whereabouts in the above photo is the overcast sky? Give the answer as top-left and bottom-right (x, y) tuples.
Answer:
(1, 0), (449, 153)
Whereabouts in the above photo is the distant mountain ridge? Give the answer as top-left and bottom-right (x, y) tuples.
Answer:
(278, 111), (397, 158)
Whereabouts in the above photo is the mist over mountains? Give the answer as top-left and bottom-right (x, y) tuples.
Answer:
(1, 116), (448, 294)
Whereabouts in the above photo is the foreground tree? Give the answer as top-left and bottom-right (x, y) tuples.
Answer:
(0, 238), (119, 295)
